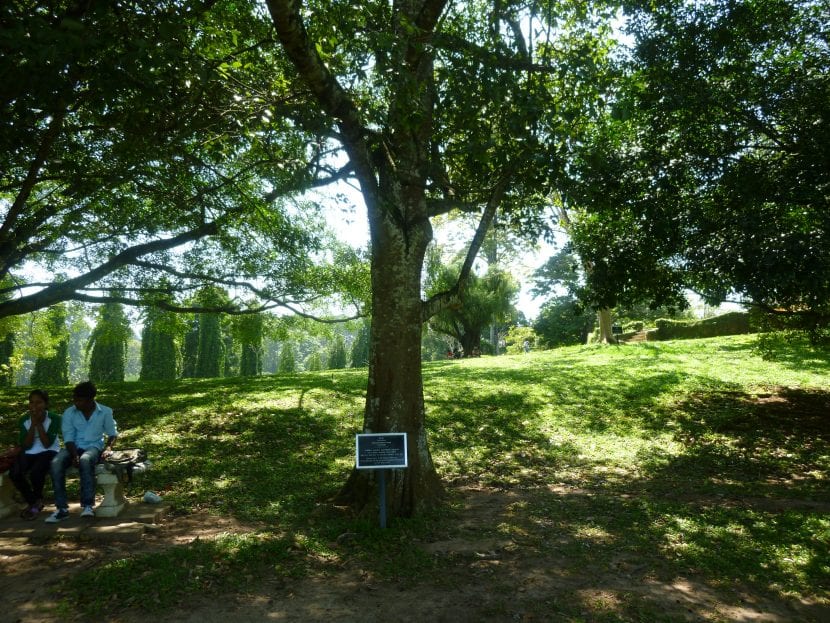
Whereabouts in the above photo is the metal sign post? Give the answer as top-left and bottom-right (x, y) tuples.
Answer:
(355, 433), (408, 528)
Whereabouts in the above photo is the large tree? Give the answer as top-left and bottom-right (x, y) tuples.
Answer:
(6, 1), (616, 516)
(563, 0), (830, 330)
(265, 0), (614, 515)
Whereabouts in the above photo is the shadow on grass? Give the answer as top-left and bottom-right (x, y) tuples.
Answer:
(640, 387), (830, 501)
(2, 339), (828, 620)
(745, 333), (830, 376)
(492, 387), (830, 620)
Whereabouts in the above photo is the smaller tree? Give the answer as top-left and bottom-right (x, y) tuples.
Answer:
(327, 334), (348, 370)
(0, 333), (15, 386)
(30, 305), (70, 386)
(350, 320), (370, 368)
(278, 342), (297, 373)
(180, 318), (200, 378)
(504, 326), (538, 355)
(140, 304), (180, 381)
(87, 301), (132, 383)
(193, 287), (230, 379)
(534, 297), (594, 348)
(305, 351), (324, 371)
(234, 312), (264, 377)
(195, 313), (224, 378)
(426, 251), (520, 356)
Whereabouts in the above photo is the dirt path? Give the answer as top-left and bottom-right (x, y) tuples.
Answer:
(1, 486), (826, 623)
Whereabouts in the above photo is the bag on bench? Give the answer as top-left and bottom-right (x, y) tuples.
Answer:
(103, 448), (148, 487)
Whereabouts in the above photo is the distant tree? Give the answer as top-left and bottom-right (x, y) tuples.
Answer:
(234, 312), (264, 377)
(223, 332), (239, 377)
(125, 335), (141, 381)
(504, 326), (538, 355)
(426, 254), (520, 356)
(140, 305), (179, 381)
(350, 320), (370, 368)
(31, 305), (69, 386)
(0, 333), (15, 386)
(180, 318), (199, 379)
(327, 334), (348, 370)
(305, 351), (324, 372)
(534, 297), (594, 348)
(0, 278), (22, 385)
(87, 301), (131, 383)
(278, 342), (297, 374)
(66, 303), (92, 382)
(421, 326), (451, 362)
(193, 287), (229, 379)
(261, 337), (279, 375)
(195, 312), (224, 378)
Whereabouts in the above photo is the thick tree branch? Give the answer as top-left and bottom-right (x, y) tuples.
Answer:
(0, 223), (219, 319)
(69, 291), (363, 323)
(430, 32), (556, 73)
(265, 0), (380, 206)
(422, 172), (510, 321)
(265, 1), (363, 142)
(0, 110), (67, 276)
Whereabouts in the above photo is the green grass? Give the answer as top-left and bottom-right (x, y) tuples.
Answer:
(2, 334), (828, 619)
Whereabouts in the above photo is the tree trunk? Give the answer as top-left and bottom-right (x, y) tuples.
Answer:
(334, 198), (444, 517)
(459, 331), (480, 357)
(596, 308), (615, 344)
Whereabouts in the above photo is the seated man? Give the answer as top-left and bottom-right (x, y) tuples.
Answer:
(45, 381), (118, 523)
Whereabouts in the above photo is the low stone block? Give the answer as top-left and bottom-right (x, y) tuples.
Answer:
(0, 473), (16, 519)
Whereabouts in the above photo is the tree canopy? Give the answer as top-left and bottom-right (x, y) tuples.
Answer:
(562, 0), (830, 329)
(0, 1), (354, 319)
(426, 247), (520, 355)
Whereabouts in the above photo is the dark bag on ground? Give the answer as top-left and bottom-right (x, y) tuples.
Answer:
(102, 447), (148, 487)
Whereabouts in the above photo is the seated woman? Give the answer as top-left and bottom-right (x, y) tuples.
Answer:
(9, 389), (61, 520)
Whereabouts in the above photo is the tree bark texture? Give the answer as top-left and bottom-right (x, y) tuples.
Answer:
(597, 308), (615, 344)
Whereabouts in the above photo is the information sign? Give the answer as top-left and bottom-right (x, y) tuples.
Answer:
(355, 433), (408, 470)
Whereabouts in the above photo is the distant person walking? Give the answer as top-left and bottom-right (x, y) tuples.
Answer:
(522, 340), (530, 353)
(45, 382), (118, 523)
(9, 389), (61, 520)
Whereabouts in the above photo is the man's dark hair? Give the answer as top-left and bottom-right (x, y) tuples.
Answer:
(73, 381), (97, 399)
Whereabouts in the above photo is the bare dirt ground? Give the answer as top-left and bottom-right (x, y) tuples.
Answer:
(2, 484), (828, 623)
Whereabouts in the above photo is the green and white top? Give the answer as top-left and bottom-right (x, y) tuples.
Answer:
(18, 411), (61, 454)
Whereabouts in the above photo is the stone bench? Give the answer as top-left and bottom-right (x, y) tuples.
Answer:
(0, 472), (14, 519)
(0, 461), (149, 519)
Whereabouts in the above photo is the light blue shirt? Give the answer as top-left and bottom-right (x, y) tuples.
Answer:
(61, 402), (118, 450)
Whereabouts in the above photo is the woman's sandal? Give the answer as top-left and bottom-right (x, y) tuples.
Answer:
(20, 505), (41, 520)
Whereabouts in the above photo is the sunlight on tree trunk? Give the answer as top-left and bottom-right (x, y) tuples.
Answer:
(597, 308), (615, 344)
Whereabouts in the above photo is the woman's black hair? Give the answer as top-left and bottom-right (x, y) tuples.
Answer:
(28, 388), (50, 407)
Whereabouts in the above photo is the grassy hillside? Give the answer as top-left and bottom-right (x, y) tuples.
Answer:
(1, 334), (828, 618)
